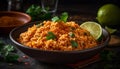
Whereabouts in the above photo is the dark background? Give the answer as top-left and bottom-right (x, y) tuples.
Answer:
(0, 0), (120, 11)
(0, 0), (119, 22)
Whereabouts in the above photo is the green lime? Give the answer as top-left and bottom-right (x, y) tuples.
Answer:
(97, 4), (120, 26)
(80, 21), (102, 40)
(105, 26), (117, 34)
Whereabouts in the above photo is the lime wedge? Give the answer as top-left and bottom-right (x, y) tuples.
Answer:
(105, 26), (117, 34)
(80, 21), (102, 40)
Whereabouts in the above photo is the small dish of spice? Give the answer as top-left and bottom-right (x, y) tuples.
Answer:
(0, 11), (31, 34)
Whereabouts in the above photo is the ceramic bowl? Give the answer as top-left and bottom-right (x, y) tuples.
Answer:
(9, 21), (110, 64)
(0, 11), (31, 34)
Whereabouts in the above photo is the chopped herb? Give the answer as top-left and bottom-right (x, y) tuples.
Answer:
(0, 40), (4, 51)
(60, 12), (68, 22)
(0, 40), (19, 62)
(71, 40), (78, 47)
(100, 50), (116, 61)
(69, 32), (75, 37)
(5, 53), (19, 62)
(1, 45), (14, 56)
(51, 16), (60, 22)
(26, 4), (51, 21)
(46, 32), (56, 40)
(51, 12), (68, 22)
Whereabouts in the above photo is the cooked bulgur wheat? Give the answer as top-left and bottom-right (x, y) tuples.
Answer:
(18, 21), (98, 51)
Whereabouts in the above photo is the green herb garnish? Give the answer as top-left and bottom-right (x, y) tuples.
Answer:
(100, 49), (116, 61)
(71, 40), (78, 47)
(1, 45), (14, 56)
(5, 53), (19, 62)
(26, 4), (51, 21)
(60, 12), (68, 22)
(69, 32), (75, 37)
(51, 12), (68, 22)
(46, 32), (56, 40)
(51, 16), (60, 22)
(0, 40), (19, 62)
(0, 40), (4, 51)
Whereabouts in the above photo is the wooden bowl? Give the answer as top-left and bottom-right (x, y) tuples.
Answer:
(0, 11), (31, 34)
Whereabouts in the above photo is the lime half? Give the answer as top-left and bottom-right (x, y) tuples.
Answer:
(80, 21), (102, 40)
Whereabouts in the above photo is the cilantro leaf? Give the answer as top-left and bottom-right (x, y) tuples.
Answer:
(69, 32), (75, 37)
(60, 12), (68, 22)
(71, 40), (78, 47)
(46, 32), (56, 40)
(26, 4), (51, 21)
(51, 16), (59, 22)
(51, 12), (68, 22)
(0, 39), (19, 62)
(5, 53), (19, 62)
(1, 45), (14, 56)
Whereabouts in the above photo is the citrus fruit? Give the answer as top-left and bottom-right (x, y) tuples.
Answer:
(80, 21), (102, 40)
(105, 26), (117, 34)
(97, 4), (120, 26)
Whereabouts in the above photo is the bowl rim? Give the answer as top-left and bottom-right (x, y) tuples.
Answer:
(0, 11), (31, 27)
(9, 21), (111, 53)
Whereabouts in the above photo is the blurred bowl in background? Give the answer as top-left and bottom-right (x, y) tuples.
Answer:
(0, 11), (31, 34)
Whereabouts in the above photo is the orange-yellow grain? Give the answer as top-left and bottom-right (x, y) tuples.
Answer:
(18, 21), (98, 51)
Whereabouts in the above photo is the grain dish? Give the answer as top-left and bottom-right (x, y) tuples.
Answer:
(18, 21), (98, 51)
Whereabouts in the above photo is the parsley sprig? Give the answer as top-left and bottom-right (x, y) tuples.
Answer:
(0, 40), (19, 62)
(46, 32), (56, 40)
(51, 12), (68, 22)
(26, 4), (51, 21)
(71, 40), (78, 47)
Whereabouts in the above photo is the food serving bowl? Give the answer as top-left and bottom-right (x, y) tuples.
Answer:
(9, 21), (110, 64)
(0, 11), (31, 34)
